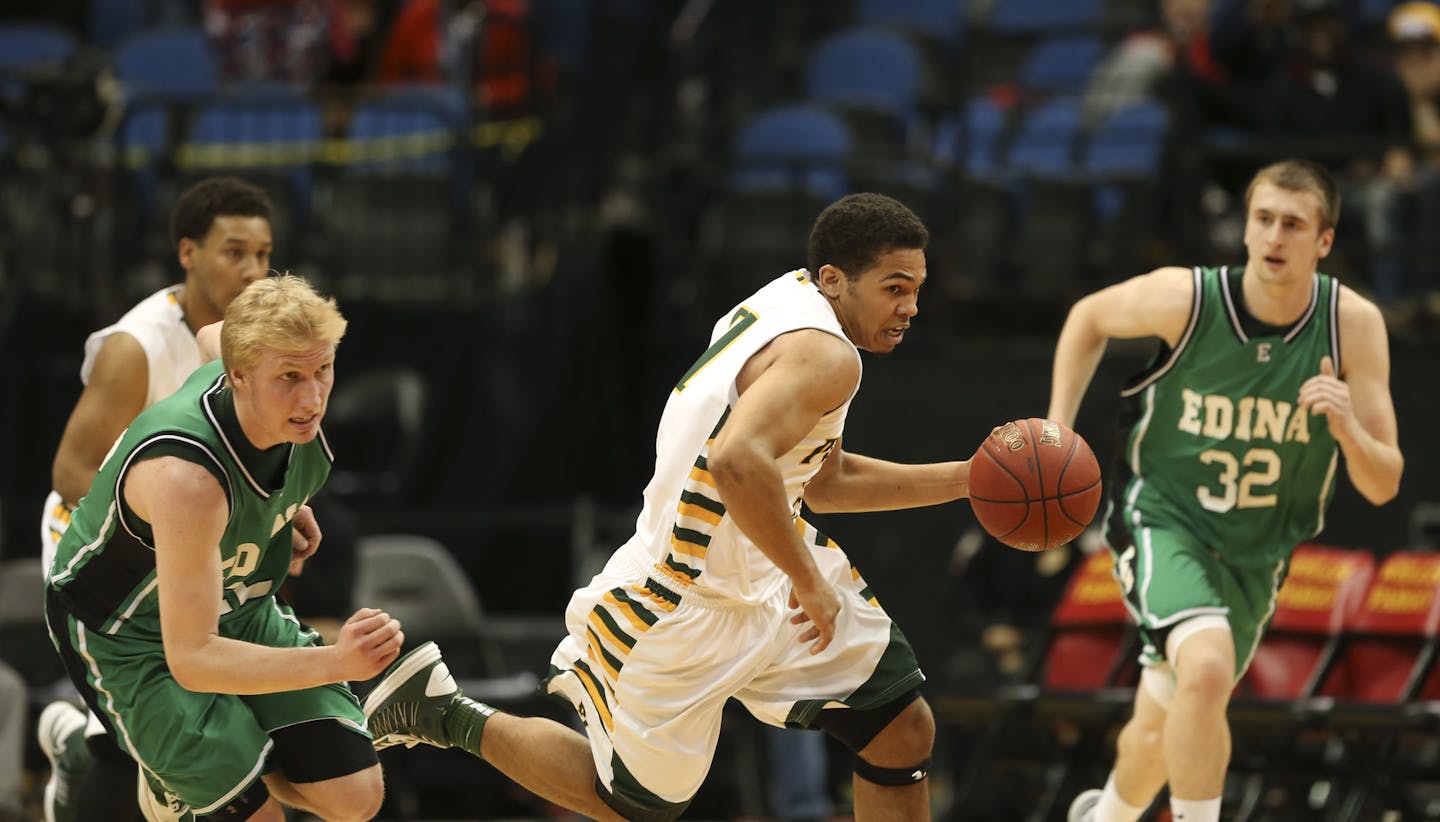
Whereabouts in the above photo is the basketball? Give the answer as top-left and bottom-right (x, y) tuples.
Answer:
(969, 418), (1102, 552)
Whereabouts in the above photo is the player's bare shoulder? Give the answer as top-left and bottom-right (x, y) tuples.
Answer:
(1084, 265), (1196, 346)
(1333, 281), (1391, 378)
(1334, 281), (1387, 331)
(736, 328), (858, 402)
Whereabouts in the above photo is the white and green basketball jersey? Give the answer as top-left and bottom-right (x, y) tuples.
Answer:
(43, 285), (202, 575)
(50, 360), (333, 636)
(615, 270), (860, 604)
(1106, 265), (1341, 567)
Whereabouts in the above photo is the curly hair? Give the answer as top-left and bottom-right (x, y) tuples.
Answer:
(807, 193), (928, 279)
(171, 176), (275, 246)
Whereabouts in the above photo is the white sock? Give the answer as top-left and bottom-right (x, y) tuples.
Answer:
(1170, 796), (1221, 822)
(1094, 772), (1146, 822)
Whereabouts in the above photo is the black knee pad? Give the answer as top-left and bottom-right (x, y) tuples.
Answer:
(813, 688), (921, 752)
(195, 778), (269, 820)
(855, 755), (932, 787)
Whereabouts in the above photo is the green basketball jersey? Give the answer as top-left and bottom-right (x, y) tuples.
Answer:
(50, 359), (333, 636)
(1105, 265), (1340, 567)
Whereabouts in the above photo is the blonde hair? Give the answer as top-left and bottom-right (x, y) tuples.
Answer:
(1245, 159), (1341, 231)
(221, 275), (347, 373)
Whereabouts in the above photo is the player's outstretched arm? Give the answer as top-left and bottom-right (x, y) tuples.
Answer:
(132, 456), (402, 692)
(803, 450), (968, 514)
(1047, 266), (1195, 426)
(1298, 287), (1403, 505)
(51, 333), (151, 504)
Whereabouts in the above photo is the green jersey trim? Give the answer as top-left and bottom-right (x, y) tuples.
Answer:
(1120, 267), (1204, 399)
(1217, 266), (1321, 345)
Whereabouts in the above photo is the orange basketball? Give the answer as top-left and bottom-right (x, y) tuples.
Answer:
(969, 418), (1102, 552)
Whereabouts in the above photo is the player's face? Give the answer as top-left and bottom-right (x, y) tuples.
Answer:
(822, 247), (926, 353)
(180, 215), (273, 322)
(1243, 181), (1333, 285)
(230, 343), (335, 450)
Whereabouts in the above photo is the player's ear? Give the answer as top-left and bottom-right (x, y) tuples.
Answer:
(177, 236), (198, 272)
(816, 264), (845, 297)
(1316, 225), (1335, 259)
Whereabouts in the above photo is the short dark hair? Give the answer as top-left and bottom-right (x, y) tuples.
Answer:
(1245, 159), (1341, 230)
(170, 177), (275, 246)
(807, 193), (928, 279)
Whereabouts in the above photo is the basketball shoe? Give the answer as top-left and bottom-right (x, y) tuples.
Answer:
(364, 641), (495, 752)
(1068, 788), (1103, 822)
(37, 701), (90, 822)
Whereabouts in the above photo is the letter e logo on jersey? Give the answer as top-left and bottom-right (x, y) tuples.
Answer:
(1256, 342), (1271, 363)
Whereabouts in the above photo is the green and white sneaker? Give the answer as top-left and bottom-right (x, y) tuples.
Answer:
(38, 701), (90, 822)
(1067, 788), (1103, 822)
(364, 642), (462, 750)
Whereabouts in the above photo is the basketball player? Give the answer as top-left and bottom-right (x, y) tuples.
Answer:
(46, 275), (405, 821)
(38, 176), (277, 822)
(1053, 160), (1403, 822)
(361, 193), (970, 821)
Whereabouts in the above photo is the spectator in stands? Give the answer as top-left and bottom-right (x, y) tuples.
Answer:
(1082, 0), (1226, 127)
(371, 0), (540, 115)
(1264, 0), (1415, 301)
(1391, 2), (1440, 166)
(205, 0), (336, 84)
(1210, 0), (1296, 99)
(1389, 2), (1440, 302)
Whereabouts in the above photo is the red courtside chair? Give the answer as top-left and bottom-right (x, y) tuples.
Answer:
(1228, 544), (1376, 822)
(946, 548), (1141, 818)
(1312, 551), (1440, 821)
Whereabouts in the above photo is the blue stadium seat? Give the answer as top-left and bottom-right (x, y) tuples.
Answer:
(1082, 100), (1170, 177)
(732, 102), (853, 201)
(804, 27), (923, 151)
(113, 28), (218, 102)
(0, 23), (78, 111)
(1018, 35), (1104, 95)
(88, 0), (149, 49)
(0, 23), (77, 73)
(1005, 98), (1082, 176)
(987, 0), (1105, 33)
(180, 91), (325, 248)
(1082, 100), (1171, 230)
(346, 85), (470, 175)
(326, 85), (473, 301)
(854, 0), (967, 44)
(933, 95), (1009, 178)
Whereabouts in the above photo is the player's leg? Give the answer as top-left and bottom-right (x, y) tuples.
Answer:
(238, 601), (385, 821)
(747, 525), (932, 821)
(1164, 622), (1235, 816)
(251, 720), (384, 821)
(368, 569), (760, 822)
(1071, 668), (1170, 822)
(1071, 526), (1230, 822)
(843, 693), (935, 822)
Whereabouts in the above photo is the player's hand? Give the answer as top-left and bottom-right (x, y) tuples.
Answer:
(291, 505), (322, 564)
(1298, 356), (1358, 443)
(788, 581), (841, 655)
(332, 608), (404, 681)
